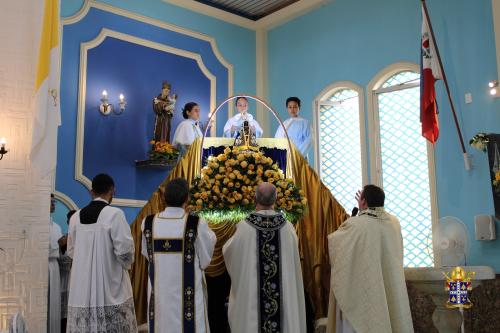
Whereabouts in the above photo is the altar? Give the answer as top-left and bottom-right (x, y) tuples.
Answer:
(129, 135), (349, 329)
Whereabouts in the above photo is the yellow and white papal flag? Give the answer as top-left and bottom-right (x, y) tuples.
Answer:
(30, 0), (61, 178)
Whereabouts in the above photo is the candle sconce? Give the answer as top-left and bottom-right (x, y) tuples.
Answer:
(117, 94), (126, 115)
(489, 81), (500, 98)
(99, 90), (126, 115)
(0, 137), (9, 160)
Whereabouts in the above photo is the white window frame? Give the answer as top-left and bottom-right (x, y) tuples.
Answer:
(367, 62), (440, 267)
(313, 81), (369, 187)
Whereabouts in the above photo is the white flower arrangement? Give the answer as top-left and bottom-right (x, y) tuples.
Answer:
(469, 133), (489, 152)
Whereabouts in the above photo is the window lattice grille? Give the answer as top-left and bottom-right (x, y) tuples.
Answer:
(377, 71), (434, 267)
(319, 89), (362, 211)
(382, 71), (420, 88)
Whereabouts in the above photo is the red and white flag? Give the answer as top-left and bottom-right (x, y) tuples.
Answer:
(421, 6), (442, 144)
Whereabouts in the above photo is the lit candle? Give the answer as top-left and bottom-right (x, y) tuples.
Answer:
(102, 90), (108, 98)
(119, 93), (124, 102)
(0, 137), (6, 147)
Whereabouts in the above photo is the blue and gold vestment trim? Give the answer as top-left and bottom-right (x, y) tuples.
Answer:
(144, 214), (200, 333)
(247, 212), (287, 333)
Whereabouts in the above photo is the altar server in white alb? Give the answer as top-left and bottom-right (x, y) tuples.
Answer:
(49, 193), (62, 333)
(275, 97), (312, 157)
(67, 174), (137, 333)
(223, 182), (306, 333)
(172, 102), (204, 155)
(141, 178), (216, 333)
(223, 96), (263, 138)
(327, 185), (413, 333)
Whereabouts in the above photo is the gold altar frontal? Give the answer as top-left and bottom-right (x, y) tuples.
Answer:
(130, 137), (348, 323)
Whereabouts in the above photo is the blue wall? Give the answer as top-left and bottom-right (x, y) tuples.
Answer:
(83, 36), (210, 201)
(57, 0), (256, 224)
(57, 0), (500, 271)
(268, 0), (500, 271)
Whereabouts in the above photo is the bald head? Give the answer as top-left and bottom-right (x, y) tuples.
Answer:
(255, 182), (277, 207)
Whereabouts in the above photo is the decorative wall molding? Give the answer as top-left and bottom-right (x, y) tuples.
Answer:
(110, 198), (147, 208)
(62, 0), (234, 115)
(313, 80), (368, 186)
(53, 191), (79, 210)
(366, 62), (440, 266)
(75, 28), (216, 207)
(164, 0), (332, 30)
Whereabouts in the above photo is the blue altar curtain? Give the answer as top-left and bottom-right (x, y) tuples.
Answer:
(202, 146), (288, 177)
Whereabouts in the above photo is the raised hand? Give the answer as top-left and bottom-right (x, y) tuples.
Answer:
(355, 190), (362, 208)
(355, 189), (368, 211)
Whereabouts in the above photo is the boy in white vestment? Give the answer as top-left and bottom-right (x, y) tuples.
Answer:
(223, 96), (263, 138)
(141, 178), (216, 333)
(49, 193), (62, 333)
(172, 102), (203, 156)
(67, 174), (137, 333)
(223, 183), (306, 333)
(274, 97), (312, 157)
(327, 185), (413, 333)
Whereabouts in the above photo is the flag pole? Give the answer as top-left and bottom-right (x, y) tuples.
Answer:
(421, 0), (471, 170)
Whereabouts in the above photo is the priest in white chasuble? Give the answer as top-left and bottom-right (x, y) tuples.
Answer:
(223, 182), (306, 333)
(67, 174), (137, 333)
(141, 178), (216, 333)
(327, 185), (413, 333)
(223, 96), (263, 138)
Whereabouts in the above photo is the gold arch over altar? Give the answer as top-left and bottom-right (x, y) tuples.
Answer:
(202, 95), (294, 173)
(129, 99), (349, 324)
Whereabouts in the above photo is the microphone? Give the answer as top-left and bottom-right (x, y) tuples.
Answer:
(351, 207), (359, 217)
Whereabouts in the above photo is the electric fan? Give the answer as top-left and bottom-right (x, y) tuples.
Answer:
(436, 216), (470, 267)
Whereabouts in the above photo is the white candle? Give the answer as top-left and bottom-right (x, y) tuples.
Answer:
(119, 93), (124, 102)
(0, 137), (6, 147)
(102, 90), (108, 98)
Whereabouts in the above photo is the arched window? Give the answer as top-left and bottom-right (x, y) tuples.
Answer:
(370, 68), (437, 267)
(315, 83), (366, 211)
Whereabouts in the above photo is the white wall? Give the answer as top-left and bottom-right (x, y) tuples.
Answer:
(0, 1), (51, 331)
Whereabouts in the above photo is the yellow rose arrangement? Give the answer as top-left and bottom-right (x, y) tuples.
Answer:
(149, 140), (179, 161)
(188, 146), (307, 223)
(493, 170), (500, 190)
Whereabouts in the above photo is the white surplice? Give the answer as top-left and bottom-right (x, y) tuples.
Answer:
(49, 220), (62, 333)
(172, 119), (203, 154)
(274, 117), (312, 157)
(67, 198), (137, 333)
(141, 207), (216, 333)
(222, 210), (306, 333)
(223, 113), (263, 138)
(327, 208), (413, 333)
